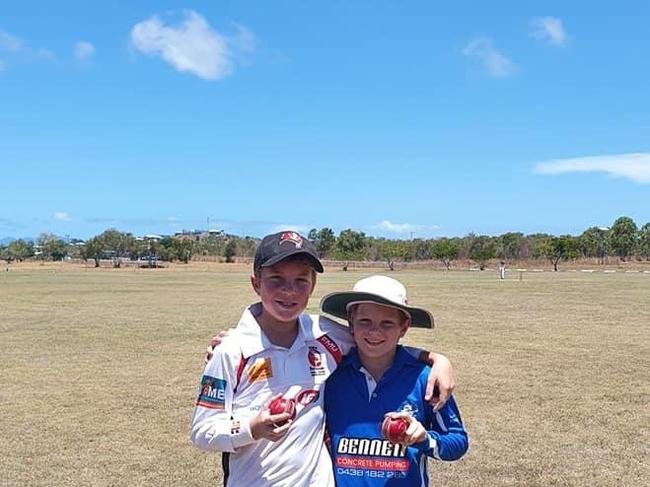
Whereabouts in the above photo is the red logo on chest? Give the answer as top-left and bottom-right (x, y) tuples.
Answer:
(296, 389), (320, 405)
(308, 348), (322, 367)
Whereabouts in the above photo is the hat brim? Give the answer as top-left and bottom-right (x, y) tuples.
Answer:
(261, 249), (324, 273)
(320, 291), (434, 329)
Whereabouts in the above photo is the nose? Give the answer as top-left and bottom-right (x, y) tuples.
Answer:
(280, 279), (297, 293)
(364, 321), (382, 332)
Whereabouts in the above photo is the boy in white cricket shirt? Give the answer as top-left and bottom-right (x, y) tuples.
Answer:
(190, 231), (455, 487)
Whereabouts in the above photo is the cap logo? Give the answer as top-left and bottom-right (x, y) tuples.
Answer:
(280, 231), (303, 248)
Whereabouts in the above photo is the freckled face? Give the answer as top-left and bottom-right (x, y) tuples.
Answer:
(350, 303), (409, 360)
(252, 260), (316, 327)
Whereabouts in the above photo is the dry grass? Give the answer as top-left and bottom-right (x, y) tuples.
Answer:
(1, 263), (648, 486)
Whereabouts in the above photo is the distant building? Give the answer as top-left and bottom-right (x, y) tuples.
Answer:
(174, 229), (225, 241)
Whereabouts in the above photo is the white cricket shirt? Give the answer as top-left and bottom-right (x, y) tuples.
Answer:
(190, 303), (354, 487)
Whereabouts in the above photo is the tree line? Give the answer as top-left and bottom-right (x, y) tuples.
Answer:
(2, 216), (649, 271)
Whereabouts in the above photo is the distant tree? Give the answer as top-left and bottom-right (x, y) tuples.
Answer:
(171, 237), (194, 264)
(637, 223), (650, 261)
(537, 235), (580, 271)
(64, 239), (84, 260)
(98, 229), (135, 267)
(525, 233), (550, 260)
(195, 234), (226, 258)
(468, 235), (496, 270)
(333, 229), (367, 260)
(155, 237), (176, 262)
(1, 245), (9, 263)
(579, 226), (610, 263)
(498, 232), (524, 261)
(375, 239), (410, 270)
(146, 238), (171, 264)
(607, 216), (638, 261)
(412, 239), (433, 261)
(235, 236), (258, 258)
(431, 239), (459, 270)
(37, 233), (67, 261)
(224, 239), (237, 263)
(457, 232), (475, 261)
(308, 228), (336, 258)
(131, 239), (149, 261)
(7, 239), (34, 262)
(80, 237), (103, 267)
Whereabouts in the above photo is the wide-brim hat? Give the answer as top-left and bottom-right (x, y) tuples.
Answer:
(320, 275), (434, 328)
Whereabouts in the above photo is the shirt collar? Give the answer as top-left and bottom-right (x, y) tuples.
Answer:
(235, 303), (328, 358)
(341, 345), (417, 374)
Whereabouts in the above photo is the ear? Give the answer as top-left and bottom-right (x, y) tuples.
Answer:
(251, 274), (261, 296)
(399, 318), (411, 338)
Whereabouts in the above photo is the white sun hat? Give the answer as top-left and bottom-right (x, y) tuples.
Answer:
(319, 275), (434, 328)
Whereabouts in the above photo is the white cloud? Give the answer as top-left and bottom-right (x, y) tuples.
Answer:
(0, 30), (23, 52)
(462, 38), (517, 78)
(0, 30), (57, 67)
(530, 17), (567, 46)
(54, 212), (71, 222)
(374, 221), (440, 234)
(130, 10), (249, 81)
(231, 23), (256, 54)
(75, 41), (95, 61)
(37, 47), (56, 60)
(378, 221), (419, 233)
(534, 153), (650, 184)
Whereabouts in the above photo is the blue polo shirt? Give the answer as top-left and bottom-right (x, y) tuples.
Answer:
(325, 346), (468, 486)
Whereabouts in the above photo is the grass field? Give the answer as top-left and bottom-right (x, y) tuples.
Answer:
(1, 263), (648, 486)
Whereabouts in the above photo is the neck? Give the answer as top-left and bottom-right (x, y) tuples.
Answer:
(358, 348), (398, 381)
(256, 311), (299, 348)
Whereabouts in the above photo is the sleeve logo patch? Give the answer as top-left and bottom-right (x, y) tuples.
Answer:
(317, 335), (343, 364)
(247, 357), (273, 383)
(196, 375), (227, 409)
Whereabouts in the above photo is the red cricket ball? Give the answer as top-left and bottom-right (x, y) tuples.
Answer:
(381, 417), (409, 443)
(269, 397), (296, 425)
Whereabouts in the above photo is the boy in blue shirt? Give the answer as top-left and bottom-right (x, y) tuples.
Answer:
(322, 275), (468, 486)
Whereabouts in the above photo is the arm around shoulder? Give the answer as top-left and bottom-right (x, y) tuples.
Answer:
(404, 348), (455, 410)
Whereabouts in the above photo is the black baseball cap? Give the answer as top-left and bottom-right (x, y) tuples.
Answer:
(253, 231), (324, 273)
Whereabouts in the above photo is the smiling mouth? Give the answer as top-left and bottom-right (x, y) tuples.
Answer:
(276, 300), (298, 309)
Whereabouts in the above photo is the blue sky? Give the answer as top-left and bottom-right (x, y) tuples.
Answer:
(1, 1), (649, 240)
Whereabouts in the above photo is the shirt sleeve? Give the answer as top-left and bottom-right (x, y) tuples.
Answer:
(318, 315), (354, 354)
(189, 344), (256, 452)
(416, 394), (469, 461)
(402, 345), (427, 361)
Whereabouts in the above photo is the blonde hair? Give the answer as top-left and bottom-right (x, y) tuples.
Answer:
(346, 303), (410, 327)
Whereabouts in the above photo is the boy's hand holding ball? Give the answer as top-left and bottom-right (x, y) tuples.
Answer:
(381, 412), (426, 446)
(268, 396), (296, 425)
(381, 416), (409, 443)
(250, 394), (295, 442)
